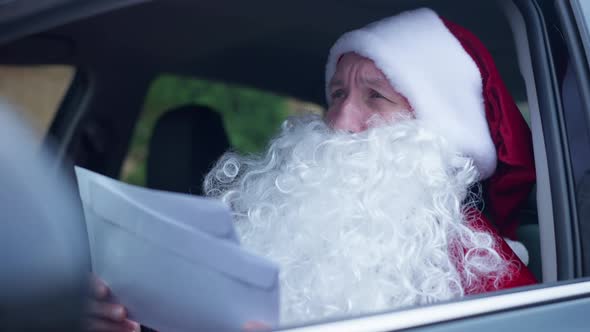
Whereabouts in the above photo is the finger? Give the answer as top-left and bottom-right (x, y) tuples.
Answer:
(243, 321), (271, 331)
(89, 274), (110, 300)
(123, 319), (141, 332)
(87, 299), (127, 322)
(84, 318), (133, 332)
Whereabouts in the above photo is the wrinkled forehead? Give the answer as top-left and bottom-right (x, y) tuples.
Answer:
(330, 52), (392, 86)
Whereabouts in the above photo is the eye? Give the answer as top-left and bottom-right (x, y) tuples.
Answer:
(369, 89), (398, 104)
(331, 89), (345, 100)
(369, 89), (385, 99)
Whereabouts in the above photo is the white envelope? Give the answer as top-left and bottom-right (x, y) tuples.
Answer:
(76, 166), (238, 243)
(75, 166), (279, 332)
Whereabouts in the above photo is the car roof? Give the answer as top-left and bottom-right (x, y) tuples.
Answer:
(0, 0), (524, 105)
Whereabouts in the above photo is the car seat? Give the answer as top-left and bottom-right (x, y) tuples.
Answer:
(146, 104), (230, 195)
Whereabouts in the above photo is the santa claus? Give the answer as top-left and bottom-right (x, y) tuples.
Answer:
(204, 7), (537, 326)
(85, 7), (537, 331)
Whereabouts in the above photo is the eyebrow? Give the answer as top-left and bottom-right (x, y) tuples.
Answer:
(361, 77), (389, 88)
(329, 79), (343, 88)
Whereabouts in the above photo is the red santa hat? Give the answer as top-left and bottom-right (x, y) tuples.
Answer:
(325, 8), (536, 238)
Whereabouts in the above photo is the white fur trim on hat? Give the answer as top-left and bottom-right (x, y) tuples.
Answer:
(325, 8), (497, 179)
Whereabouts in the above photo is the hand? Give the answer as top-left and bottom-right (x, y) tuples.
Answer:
(85, 274), (141, 332)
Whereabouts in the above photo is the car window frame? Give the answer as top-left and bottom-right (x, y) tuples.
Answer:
(275, 279), (590, 332)
(555, 0), (590, 277)
(505, 0), (566, 282)
(511, 0), (582, 282)
(46, 67), (90, 166)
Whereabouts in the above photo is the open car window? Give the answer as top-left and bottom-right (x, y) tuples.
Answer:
(0, 64), (74, 141)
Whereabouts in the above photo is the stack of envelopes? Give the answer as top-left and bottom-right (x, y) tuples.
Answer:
(75, 167), (279, 332)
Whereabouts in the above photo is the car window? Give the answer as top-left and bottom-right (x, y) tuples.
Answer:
(0, 65), (75, 140)
(120, 74), (323, 187)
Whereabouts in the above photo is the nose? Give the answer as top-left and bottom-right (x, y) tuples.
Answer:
(326, 99), (366, 133)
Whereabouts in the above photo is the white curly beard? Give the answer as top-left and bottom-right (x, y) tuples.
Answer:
(204, 114), (507, 325)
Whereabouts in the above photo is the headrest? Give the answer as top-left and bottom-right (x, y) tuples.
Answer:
(147, 104), (230, 195)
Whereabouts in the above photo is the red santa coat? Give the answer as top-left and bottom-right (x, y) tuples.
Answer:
(462, 212), (537, 294)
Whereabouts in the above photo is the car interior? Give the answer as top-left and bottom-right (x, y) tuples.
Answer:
(1, 0), (577, 328)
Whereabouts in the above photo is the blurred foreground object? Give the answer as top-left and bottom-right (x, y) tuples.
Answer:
(0, 101), (89, 331)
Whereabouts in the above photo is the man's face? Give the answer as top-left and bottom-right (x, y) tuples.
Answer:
(326, 52), (412, 132)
